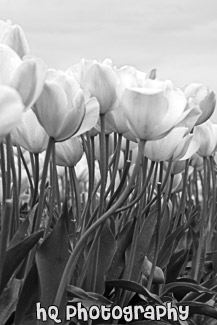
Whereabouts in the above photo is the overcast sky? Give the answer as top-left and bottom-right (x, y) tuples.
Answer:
(1, 0), (217, 120)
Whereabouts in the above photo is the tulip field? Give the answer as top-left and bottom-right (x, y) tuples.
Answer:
(1, 20), (217, 325)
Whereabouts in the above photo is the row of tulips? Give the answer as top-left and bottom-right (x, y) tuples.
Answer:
(1, 19), (217, 325)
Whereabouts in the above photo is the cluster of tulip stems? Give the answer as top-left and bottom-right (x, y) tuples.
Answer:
(1, 19), (217, 325)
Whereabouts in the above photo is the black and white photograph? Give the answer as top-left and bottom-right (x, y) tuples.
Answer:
(0, 1), (217, 324)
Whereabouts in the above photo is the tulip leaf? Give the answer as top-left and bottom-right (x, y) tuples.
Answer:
(157, 223), (187, 269)
(148, 204), (170, 261)
(0, 230), (43, 294)
(181, 275), (217, 303)
(106, 219), (135, 281)
(125, 208), (157, 283)
(106, 279), (162, 304)
(15, 263), (40, 325)
(35, 214), (69, 311)
(0, 279), (22, 324)
(67, 284), (98, 301)
(162, 282), (214, 297)
(88, 220), (116, 294)
(8, 206), (37, 249)
(166, 249), (190, 283)
(177, 301), (217, 319)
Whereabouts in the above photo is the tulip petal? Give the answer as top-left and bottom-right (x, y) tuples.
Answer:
(196, 91), (216, 125)
(34, 82), (69, 138)
(0, 85), (24, 141)
(73, 97), (100, 137)
(85, 63), (117, 114)
(55, 136), (83, 167)
(122, 88), (169, 140)
(0, 44), (21, 85)
(174, 132), (201, 161)
(0, 24), (30, 58)
(10, 56), (46, 109)
(144, 127), (187, 162)
(11, 109), (49, 153)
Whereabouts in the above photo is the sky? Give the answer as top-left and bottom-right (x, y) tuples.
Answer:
(1, 0), (217, 120)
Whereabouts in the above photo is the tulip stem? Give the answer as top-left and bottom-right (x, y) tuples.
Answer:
(105, 134), (122, 200)
(19, 149), (34, 201)
(0, 200), (13, 292)
(173, 159), (189, 231)
(115, 160), (155, 214)
(98, 114), (107, 218)
(44, 141), (57, 238)
(0, 143), (6, 207)
(34, 137), (54, 232)
(6, 134), (19, 233)
(69, 167), (82, 225)
(53, 139), (145, 312)
(147, 181), (162, 291)
(31, 153), (39, 207)
(194, 157), (208, 281)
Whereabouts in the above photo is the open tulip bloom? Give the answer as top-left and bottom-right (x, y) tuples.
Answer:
(1, 19), (217, 325)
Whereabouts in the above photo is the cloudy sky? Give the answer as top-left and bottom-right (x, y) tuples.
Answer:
(1, 0), (217, 120)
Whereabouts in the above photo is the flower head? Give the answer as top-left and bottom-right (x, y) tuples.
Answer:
(0, 19), (29, 57)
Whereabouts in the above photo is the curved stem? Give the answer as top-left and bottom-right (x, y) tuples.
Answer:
(53, 139), (145, 311)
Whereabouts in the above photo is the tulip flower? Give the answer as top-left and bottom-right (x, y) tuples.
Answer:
(55, 136), (83, 167)
(170, 160), (187, 175)
(142, 256), (164, 285)
(190, 153), (203, 170)
(184, 83), (216, 125)
(67, 58), (97, 89)
(120, 79), (198, 141)
(11, 109), (49, 153)
(195, 120), (217, 157)
(105, 108), (129, 135)
(0, 84), (24, 142)
(115, 65), (147, 90)
(0, 19), (29, 58)
(172, 129), (201, 161)
(144, 127), (188, 162)
(33, 69), (100, 142)
(0, 44), (46, 109)
(103, 65), (148, 134)
(84, 62), (118, 114)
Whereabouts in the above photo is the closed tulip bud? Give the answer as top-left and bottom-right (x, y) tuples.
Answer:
(0, 20), (29, 58)
(0, 44), (46, 109)
(184, 83), (216, 125)
(75, 155), (89, 184)
(190, 153), (203, 169)
(11, 109), (49, 153)
(0, 84), (24, 142)
(170, 160), (187, 175)
(121, 79), (193, 141)
(55, 136), (83, 167)
(195, 120), (217, 157)
(142, 256), (164, 285)
(84, 62), (118, 114)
